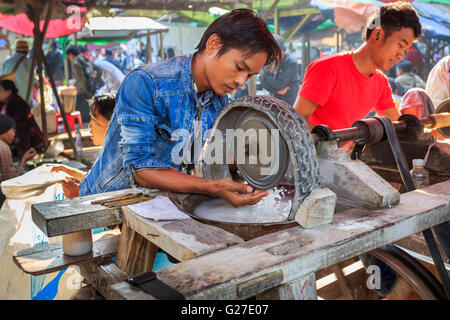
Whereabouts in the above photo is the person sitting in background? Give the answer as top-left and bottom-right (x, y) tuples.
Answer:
(0, 114), (36, 205)
(0, 114), (36, 180)
(399, 87), (435, 118)
(395, 60), (425, 89)
(0, 80), (45, 157)
(50, 93), (116, 198)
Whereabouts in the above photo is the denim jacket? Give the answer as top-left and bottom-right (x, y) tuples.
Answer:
(79, 55), (227, 196)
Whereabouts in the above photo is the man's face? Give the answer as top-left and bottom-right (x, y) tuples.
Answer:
(203, 39), (268, 96)
(0, 86), (11, 102)
(373, 27), (416, 71)
(0, 128), (15, 144)
(88, 110), (109, 146)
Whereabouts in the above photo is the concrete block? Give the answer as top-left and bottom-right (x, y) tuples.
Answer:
(295, 188), (337, 228)
(318, 158), (400, 208)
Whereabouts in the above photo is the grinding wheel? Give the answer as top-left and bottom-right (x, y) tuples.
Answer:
(198, 96), (320, 219)
(234, 109), (289, 190)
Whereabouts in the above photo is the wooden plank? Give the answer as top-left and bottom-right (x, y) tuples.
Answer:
(256, 273), (317, 300)
(237, 271), (284, 299)
(31, 189), (134, 236)
(121, 206), (245, 262)
(111, 180), (450, 300)
(13, 230), (120, 276)
(79, 262), (130, 300)
(109, 281), (157, 300)
(115, 220), (159, 276)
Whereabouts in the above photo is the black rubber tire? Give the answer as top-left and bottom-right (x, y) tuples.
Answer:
(200, 96), (320, 219)
(369, 244), (446, 300)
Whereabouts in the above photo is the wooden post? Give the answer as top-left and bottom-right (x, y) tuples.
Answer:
(146, 30), (152, 64)
(256, 273), (317, 300)
(262, 0), (281, 21)
(159, 32), (164, 62)
(32, 8), (48, 148)
(115, 220), (158, 276)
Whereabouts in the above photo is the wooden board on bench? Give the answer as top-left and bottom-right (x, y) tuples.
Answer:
(31, 189), (135, 237)
(120, 206), (245, 263)
(13, 230), (120, 276)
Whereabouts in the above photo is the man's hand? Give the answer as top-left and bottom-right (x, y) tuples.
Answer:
(61, 177), (81, 198)
(134, 168), (269, 208)
(210, 178), (269, 208)
(48, 164), (85, 181)
(277, 86), (289, 95)
(20, 148), (36, 166)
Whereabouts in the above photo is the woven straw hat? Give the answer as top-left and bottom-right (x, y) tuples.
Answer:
(14, 40), (29, 52)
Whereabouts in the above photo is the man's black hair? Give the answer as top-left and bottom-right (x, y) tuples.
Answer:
(196, 9), (282, 67)
(66, 45), (80, 56)
(79, 45), (88, 53)
(365, 1), (422, 41)
(105, 48), (113, 56)
(89, 92), (116, 121)
(0, 80), (18, 95)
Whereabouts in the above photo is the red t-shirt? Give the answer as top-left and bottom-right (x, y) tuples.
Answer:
(299, 52), (395, 130)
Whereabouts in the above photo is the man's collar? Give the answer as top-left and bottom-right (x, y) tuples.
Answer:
(187, 54), (214, 106)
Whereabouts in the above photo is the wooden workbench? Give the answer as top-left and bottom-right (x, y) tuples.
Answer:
(13, 180), (450, 300)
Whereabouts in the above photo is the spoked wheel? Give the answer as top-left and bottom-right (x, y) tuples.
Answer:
(368, 245), (446, 300)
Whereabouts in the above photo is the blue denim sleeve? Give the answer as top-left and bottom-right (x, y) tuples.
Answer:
(116, 70), (172, 170)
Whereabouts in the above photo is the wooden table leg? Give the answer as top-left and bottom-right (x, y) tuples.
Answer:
(116, 220), (158, 276)
(256, 273), (317, 300)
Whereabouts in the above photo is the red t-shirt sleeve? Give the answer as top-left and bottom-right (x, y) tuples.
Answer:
(374, 74), (396, 111)
(299, 59), (336, 106)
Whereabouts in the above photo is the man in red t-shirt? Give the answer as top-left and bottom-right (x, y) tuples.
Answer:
(294, 2), (422, 151)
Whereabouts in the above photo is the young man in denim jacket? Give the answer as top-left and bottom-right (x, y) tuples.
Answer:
(79, 9), (282, 208)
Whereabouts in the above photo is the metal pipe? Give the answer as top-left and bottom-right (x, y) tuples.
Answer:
(315, 114), (449, 143)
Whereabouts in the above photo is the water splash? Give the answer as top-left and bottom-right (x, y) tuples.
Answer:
(194, 188), (292, 223)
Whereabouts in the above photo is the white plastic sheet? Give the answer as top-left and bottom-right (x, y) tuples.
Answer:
(0, 165), (83, 300)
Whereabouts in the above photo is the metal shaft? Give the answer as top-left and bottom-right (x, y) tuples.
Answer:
(312, 114), (447, 143)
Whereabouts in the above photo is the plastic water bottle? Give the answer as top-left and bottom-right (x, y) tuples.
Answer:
(75, 121), (83, 158)
(410, 159), (429, 189)
(57, 117), (64, 133)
